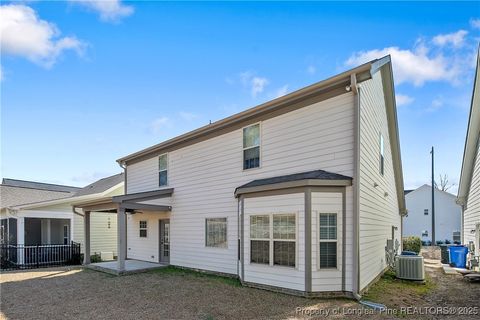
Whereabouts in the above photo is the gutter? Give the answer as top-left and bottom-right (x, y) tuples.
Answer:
(72, 206), (84, 217)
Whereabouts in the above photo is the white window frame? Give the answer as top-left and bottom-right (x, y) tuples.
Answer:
(158, 153), (168, 187)
(205, 217), (228, 248)
(318, 212), (339, 270)
(379, 133), (385, 176)
(63, 224), (69, 245)
(249, 213), (298, 269)
(139, 220), (148, 238)
(242, 123), (261, 171)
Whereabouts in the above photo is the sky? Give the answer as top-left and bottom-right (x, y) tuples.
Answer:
(1, 1), (479, 194)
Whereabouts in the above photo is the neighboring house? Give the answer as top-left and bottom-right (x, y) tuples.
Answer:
(403, 184), (461, 243)
(0, 174), (124, 260)
(457, 51), (480, 257)
(77, 55), (405, 297)
(0, 179), (80, 246)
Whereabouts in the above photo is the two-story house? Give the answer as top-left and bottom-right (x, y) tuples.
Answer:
(77, 55), (406, 297)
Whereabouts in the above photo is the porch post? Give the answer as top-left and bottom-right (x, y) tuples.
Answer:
(84, 211), (91, 264)
(117, 206), (126, 272)
(17, 217), (25, 264)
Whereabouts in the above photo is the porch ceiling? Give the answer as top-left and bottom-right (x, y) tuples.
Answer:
(74, 188), (174, 213)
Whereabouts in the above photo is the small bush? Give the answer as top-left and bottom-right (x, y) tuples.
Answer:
(445, 239), (451, 244)
(90, 253), (102, 263)
(403, 236), (421, 254)
(436, 240), (444, 245)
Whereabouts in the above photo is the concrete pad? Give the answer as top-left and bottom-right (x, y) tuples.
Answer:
(87, 259), (167, 275)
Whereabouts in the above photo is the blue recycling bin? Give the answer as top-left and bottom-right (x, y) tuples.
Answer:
(448, 245), (468, 268)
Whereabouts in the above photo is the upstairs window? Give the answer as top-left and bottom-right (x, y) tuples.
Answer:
(158, 154), (168, 187)
(424, 209), (429, 215)
(243, 124), (260, 170)
(379, 133), (385, 175)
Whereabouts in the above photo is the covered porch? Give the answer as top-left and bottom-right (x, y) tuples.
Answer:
(74, 188), (173, 275)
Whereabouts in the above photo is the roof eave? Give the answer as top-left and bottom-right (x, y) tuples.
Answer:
(117, 59), (383, 165)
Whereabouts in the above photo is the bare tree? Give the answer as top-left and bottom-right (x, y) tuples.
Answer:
(434, 174), (456, 192)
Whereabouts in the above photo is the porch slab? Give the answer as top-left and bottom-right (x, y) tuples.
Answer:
(86, 259), (167, 275)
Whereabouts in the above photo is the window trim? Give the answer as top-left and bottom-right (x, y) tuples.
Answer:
(63, 224), (69, 245)
(317, 212), (340, 270)
(249, 212), (298, 269)
(158, 153), (168, 187)
(205, 217), (228, 249)
(379, 132), (385, 176)
(242, 122), (262, 171)
(139, 220), (148, 238)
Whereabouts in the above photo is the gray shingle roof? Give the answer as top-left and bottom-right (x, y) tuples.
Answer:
(73, 173), (124, 197)
(0, 185), (74, 209)
(237, 169), (352, 190)
(1, 178), (80, 193)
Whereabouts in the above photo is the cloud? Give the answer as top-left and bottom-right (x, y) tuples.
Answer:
(239, 71), (269, 97)
(425, 96), (444, 112)
(307, 65), (316, 75)
(150, 116), (172, 134)
(396, 94), (414, 106)
(179, 111), (198, 122)
(345, 31), (474, 86)
(70, 0), (134, 22)
(470, 18), (480, 29)
(0, 4), (85, 68)
(273, 85), (289, 98)
(432, 30), (468, 48)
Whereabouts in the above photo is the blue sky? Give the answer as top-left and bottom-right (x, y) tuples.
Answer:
(1, 1), (479, 193)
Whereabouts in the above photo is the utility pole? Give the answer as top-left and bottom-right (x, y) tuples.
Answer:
(430, 147), (435, 244)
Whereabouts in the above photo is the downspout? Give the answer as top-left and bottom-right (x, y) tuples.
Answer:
(350, 73), (362, 300)
(118, 161), (127, 194)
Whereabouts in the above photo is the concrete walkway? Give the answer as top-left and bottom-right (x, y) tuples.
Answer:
(87, 259), (167, 275)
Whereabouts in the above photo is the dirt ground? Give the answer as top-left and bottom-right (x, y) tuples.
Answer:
(0, 258), (479, 320)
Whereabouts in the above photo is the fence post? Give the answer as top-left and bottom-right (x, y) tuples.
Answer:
(36, 245), (39, 268)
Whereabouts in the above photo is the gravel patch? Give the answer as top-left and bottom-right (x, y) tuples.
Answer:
(1, 263), (478, 320)
(0, 267), (358, 320)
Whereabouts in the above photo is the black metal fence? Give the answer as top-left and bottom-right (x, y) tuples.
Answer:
(0, 242), (81, 271)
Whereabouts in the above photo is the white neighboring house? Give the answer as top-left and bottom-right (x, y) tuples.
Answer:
(403, 184), (461, 244)
(77, 56), (406, 297)
(457, 51), (480, 257)
(0, 174), (124, 260)
(1, 179), (79, 246)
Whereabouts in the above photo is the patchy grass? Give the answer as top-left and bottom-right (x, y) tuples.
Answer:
(362, 269), (436, 309)
(151, 266), (242, 287)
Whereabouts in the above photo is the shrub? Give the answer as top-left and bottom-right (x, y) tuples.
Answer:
(445, 239), (451, 244)
(436, 240), (444, 245)
(90, 253), (102, 263)
(403, 236), (421, 254)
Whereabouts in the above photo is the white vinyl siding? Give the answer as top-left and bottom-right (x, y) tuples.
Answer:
(74, 212), (118, 257)
(127, 212), (170, 263)
(358, 72), (401, 291)
(243, 193), (304, 291)
(464, 142), (480, 254)
(126, 93), (355, 277)
(311, 192), (352, 292)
